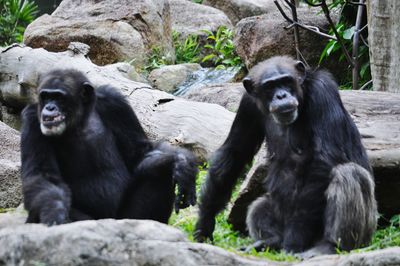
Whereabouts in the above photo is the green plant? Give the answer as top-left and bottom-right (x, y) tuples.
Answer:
(317, 0), (371, 89)
(201, 26), (243, 69)
(191, 0), (203, 3)
(143, 46), (173, 72)
(173, 31), (201, 64)
(0, 0), (38, 46)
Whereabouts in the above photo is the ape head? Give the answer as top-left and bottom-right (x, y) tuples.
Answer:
(243, 56), (306, 125)
(37, 69), (95, 136)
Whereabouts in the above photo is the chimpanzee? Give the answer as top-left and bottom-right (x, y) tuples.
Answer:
(21, 69), (197, 225)
(194, 56), (377, 257)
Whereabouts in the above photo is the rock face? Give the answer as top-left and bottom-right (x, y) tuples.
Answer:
(204, 0), (276, 25)
(170, 0), (232, 39)
(0, 217), (399, 266)
(0, 219), (269, 266)
(0, 121), (21, 209)
(183, 83), (245, 112)
(24, 0), (174, 66)
(148, 63), (202, 93)
(233, 6), (340, 75)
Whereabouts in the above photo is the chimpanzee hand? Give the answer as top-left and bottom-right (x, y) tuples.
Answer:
(173, 152), (197, 213)
(39, 200), (69, 226)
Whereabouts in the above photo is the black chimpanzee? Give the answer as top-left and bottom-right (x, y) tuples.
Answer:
(21, 69), (197, 225)
(194, 56), (377, 257)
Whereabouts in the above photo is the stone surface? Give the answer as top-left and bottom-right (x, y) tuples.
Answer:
(204, 0), (276, 25)
(0, 219), (270, 266)
(0, 216), (399, 266)
(170, 0), (233, 39)
(233, 6), (342, 79)
(148, 63), (202, 93)
(183, 82), (245, 112)
(0, 121), (21, 209)
(24, 0), (174, 66)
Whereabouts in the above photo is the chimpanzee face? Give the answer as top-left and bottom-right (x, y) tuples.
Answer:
(243, 58), (305, 126)
(37, 70), (95, 136)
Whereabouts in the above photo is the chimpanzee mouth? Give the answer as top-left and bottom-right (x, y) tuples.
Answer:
(41, 114), (66, 127)
(272, 109), (298, 125)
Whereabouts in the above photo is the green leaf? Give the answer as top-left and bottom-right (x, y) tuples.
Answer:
(343, 26), (355, 40)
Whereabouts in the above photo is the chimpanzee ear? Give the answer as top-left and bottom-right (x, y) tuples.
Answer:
(243, 76), (255, 95)
(82, 82), (95, 103)
(295, 61), (306, 84)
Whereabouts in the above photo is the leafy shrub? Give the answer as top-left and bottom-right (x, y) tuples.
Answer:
(201, 26), (243, 69)
(0, 0), (38, 46)
(173, 31), (201, 64)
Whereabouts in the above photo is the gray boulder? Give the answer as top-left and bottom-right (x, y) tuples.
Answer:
(233, 6), (341, 76)
(0, 121), (21, 209)
(24, 0), (174, 66)
(0, 219), (269, 266)
(170, 0), (233, 39)
(148, 63), (202, 93)
(183, 83), (245, 112)
(204, 0), (277, 25)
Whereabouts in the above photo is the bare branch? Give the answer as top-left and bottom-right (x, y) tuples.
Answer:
(285, 23), (337, 40)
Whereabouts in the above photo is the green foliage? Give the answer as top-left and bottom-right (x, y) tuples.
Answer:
(173, 31), (201, 64)
(0, 0), (38, 46)
(317, 0), (371, 89)
(201, 26), (243, 69)
(143, 27), (242, 72)
(191, 0), (203, 3)
(143, 46), (173, 72)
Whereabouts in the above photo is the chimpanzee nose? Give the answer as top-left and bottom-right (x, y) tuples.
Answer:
(45, 103), (57, 112)
(276, 91), (288, 100)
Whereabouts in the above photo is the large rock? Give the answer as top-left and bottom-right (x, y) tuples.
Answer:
(148, 63), (201, 93)
(204, 0), (276, 25)
(24, 0), (174, 66)
(233, 6), (341, 78)
(0, 219), (270, 266)
(0, 44), (235, 160)
(170, 0), (232, 39)
(183, 83), (244, 112)
(0, 121), (21, 209)
(0, 217), (399, 266)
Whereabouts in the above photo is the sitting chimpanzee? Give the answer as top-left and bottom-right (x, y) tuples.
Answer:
(194, 56), (377, 257)
(21, 69), (197, 225)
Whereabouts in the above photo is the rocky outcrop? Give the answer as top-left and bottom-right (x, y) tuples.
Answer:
(183, 83), (245, 112)
(0, 217), (399, 266)
(148, 63), (201, 93)
(24, 0), (174, 66)
(233, 6), (341, 76)
(170, 0), (232, 39)
(0, 121), (21, 208)
(0, 219), (270, 266)
(204, 0), (276, 25)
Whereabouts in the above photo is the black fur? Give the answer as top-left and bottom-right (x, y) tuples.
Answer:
(21, 69), (197, 225)
(194, 56), (376, 256)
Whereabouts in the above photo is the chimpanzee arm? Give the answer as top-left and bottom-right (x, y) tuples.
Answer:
(95, 86), (153, 171)
(21, 105), (71, 225)
(194, 94), (266, 241)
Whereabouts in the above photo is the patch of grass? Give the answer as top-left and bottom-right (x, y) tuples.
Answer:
(173, 31), (201, 64)
(170, 165), (296, 262)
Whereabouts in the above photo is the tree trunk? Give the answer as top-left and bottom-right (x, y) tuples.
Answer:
(367, 0), (400, 93)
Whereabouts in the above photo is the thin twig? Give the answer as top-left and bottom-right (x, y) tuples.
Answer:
(360, 34), (369, 48)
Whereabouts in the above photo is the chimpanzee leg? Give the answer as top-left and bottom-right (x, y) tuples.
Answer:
(118, 143), (197, 223)
(299, 163), (377, 258)
(245, 195), (283, 252)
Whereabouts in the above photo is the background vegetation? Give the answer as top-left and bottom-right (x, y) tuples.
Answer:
(0, 0), (38, 46)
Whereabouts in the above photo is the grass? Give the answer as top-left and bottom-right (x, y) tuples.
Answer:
(169, 166), (400, 262)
